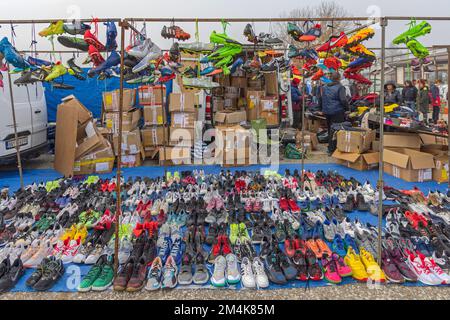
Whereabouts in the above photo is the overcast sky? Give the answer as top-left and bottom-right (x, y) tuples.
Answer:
(0, 0), (449, 58)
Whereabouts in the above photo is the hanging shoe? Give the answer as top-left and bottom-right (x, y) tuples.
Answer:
(345, 28), (375, 47)
(67, 68), (86, 81)
(88, 45), (105, 67)
(179, 42), (214, 54)
(406, 38), (430, 59)
(287, 22), (303, 41)
(393, 20), (432, 45)
(346, 43), (376, 58)
(243, 24), (258, 44)
(0, 37), (30, 70)
(44, 62), (67, 81)
(88, 51), (121, 77)
(57, 36), (89, 51)
(39, 20), (65, 37)
(63, 21), (91, 36)
(299, 23), (322, 42)
(104, 21), (118, 51)
(26, 56), (52, 67)
(132, 43), (162, 74)
(67, 58), (83, 74)
(210, 31), (242, 46)
(14, 71), (42, 86)
(84, 29), (105, 51)
(316, 32), (348, 52)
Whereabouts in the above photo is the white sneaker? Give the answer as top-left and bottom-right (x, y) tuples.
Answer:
(84, 244), (103, 264)
(226, 253), (241, 284)
(20, 239), (41, 263)
(340, 218), (355, 237)
(406, 253), (442, 286)
(24, 240), (52, 268)
(118, 238), (133, 264)
(61, 239), (81, 264)
(73, 242), (94, 264)
(211, 255), (226, 287)
(240, 257), (256, 288)
(422, 255), (450, 284)
(252, 257), (269, 288)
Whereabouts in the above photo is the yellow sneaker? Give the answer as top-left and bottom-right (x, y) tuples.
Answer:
(346, 43), (376, 58)
(347, 28), (375, 46)
(39, 20), (65, 37)
(44, 62), (67, 81)
(359, 248), (386, 283)
(344, 247), (369, 282)
(74, 225), (88, 243)
(60, 224), (77, 241)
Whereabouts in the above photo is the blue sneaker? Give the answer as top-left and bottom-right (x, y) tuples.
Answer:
(170, 236), (183, 265)
(229, 57), (243, 74)
(158, 236), (172, 263)
(344, 234), (359, 254)
(0, 37), (30, 70)
(104, 21), (118, 51)
(332, 234), (347, 257)
(27, 56), (52, 67)
(88, 51), (121, 77)
(200, 66), (216, 76)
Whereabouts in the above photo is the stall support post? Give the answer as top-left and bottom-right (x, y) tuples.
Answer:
(300, 76), (306, 191)
(114, 19), (127, 276)
(447, 47), (450, 188)
(161, 84), (168, 182)
(377, 17), (387, 265)
(6, 66), (24, 189)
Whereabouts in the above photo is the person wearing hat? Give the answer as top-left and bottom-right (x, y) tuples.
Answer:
(384, 82), (402, 105)
(291, 77), (302, 129)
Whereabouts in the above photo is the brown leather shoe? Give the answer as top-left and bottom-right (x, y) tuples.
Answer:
(113, 258), (134, 291)
(126, 257), (148, 292)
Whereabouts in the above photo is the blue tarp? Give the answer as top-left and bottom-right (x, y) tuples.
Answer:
(0, 164), (448, 292)
(43, 69), (173, 122)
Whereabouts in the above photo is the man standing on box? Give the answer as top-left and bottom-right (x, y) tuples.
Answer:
(291, 78), (302, 129)
(318, 72), (349, 155)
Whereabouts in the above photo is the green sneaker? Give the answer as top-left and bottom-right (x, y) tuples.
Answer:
(92, 256), (114, 291)
(287, 22), (303, 40)
(214, 56), (234, 68)
(78, 260), (103, 292)
(208, 46), (242, 61)
(57, 36), (89, 51)
(173, 171), (180, 182)
(238, 223), (250, 242)
(393, 20), (432, 45)
(126, 75), (155, 84)
(210, 31), (242, 46)
(229, 223), (239, 245)
(166, 171), (173, 182)
(288, 44), (301, 59)
(406, 38), (430, 58)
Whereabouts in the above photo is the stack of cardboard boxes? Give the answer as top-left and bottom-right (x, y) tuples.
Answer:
(102, 88), (145, 168)
(55, 95), (115, 177)
(215, 125), (252, 166)
(332, 129), (379, 171)
(140, 85), (167, 160)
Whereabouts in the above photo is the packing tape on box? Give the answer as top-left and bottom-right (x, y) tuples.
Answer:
(74, 156), (115, 168)
(179, 94), (185, 112)
(345, 132), (351, 153)
(152, 128), (158, 145)
(392, 166), (400, 178)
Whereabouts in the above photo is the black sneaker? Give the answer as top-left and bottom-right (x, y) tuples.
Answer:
(264, 252), (287, 285)
(33, 258), (65, 291)
(0, 258), (25, 292)
(26, 257), (51, 288)
(343, 194), (356, 212)
(205, 223), (218, 245)
(356, 193), (370, 211)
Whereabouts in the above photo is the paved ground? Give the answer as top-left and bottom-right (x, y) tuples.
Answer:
(1, 284), (449, 300)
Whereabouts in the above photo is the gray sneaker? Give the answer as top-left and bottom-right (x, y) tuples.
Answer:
(216, 211), (228, 225)
(323, 221), (336, 242)
(177, 254), (193, 285)
(193, 254), (209, 285)
(205, 211), (217, 224)
(162, 256), (178, 289)
(211, 255), (226, 287)
(145, 256), (162, 291)
(226, 253), (241, 285)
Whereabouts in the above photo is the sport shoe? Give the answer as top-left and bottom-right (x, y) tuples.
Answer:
(78, 257), (104, 292)
(226, 253), (241, 285)
(162, 255), (178, 289)
(252, 257), (269, 288)
(145, 256), (163, 291)
(92, 255), (114, 291)
(240, 257), (255, 288)
(211, 255), (227, 287)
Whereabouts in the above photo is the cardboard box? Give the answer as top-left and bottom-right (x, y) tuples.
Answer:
(231, 76), (247, 88)
(171, 112), (197, 128)
(143, 105), (165, 125)
(246, 90), (265, 121)
(54, 95), (101, 177)
(159, 146), (191, 164)
(337, 129), (375, 154)
(169, 127), (195, 147)
(419, 133), (449, 147)
(169, 92), (199, 113)
(215, 110), (247, 126)
(296, 131), (319, 151)
(383, 148), (435, 182)
(103, 88), (136, 112)
(248, 78), (264, 90)
(102, 108), (141, 134)
(307, 118), (326, 133)
(264, 72), (278, 96)
(73, 139), (115, 175)
(121, 153), (143, 168)
(422, 148), (449, 183)
(138, 85), (165, 105)
(260, 110), (279, 126)
(213, 97), (225, 112)
(333, 150), (379, 171)
(112, 129), (145, 160)
(383, 133), (422, 149)
(141, 127), (168, 147)
(215, 75), (230, 87)
(215, 125), (251, 150)
(224, 97), (238, 108)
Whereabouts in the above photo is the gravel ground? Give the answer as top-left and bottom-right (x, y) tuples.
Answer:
(1, 284), (449, 300)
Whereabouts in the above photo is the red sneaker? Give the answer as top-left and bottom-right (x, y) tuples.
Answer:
(404, 211), (419, 229)
(294, 237), (308, 255)
(108, 182), (116, 193)
(84, 29), (105, 51)
(88, 45), (104, 67)
(288, 199), (300, 214)
(221, 235), (232, 255)
(157, 209), (166, 226)
(279, 197), (290, 211)
(284, 238), (296, 258)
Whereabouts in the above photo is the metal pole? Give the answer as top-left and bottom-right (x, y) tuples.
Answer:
(300, 76), (306, 191)
(161, 84), (168, 182)
(6, 65), (24, 189)
(447, 47), (450, 188)
(377, 17), (387, 265)
(114, 20), (126, 276)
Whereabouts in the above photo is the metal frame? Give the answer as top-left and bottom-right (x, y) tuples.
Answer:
(2, 15), (450, 276)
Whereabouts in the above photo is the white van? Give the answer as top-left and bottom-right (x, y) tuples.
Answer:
(0, 72), (48, 164)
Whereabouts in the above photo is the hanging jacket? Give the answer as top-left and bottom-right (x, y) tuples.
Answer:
(319, 82), (349, 116)
(417, 86), (431, 113)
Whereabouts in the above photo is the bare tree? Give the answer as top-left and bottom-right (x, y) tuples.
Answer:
(276, 1), (353, 47)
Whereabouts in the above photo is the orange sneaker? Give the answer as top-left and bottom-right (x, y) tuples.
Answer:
(315, 238), (332, 258)
(307, 238), (322, 258)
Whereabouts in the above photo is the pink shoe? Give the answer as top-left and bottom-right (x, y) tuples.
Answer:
(206, 197), (217, 212)
(332, 253), (353, 277)
(322, 256), (342, 284)
(215, 196), (224, 211)
(253, 199), (262, 212)
(244, 199), (253, 213)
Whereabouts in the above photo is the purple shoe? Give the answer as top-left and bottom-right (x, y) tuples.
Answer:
(381, 250), (405, 283)
(389, 248), (418, 282)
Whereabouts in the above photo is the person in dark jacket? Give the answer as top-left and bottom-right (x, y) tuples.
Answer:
(318, 72), (349, 155)
(430, 80), (441, 123)
(417, 79), (431, 122)
(402, 80), (418, 111)
(291, 78), (302, 129)
(384, 82), (402, 105)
